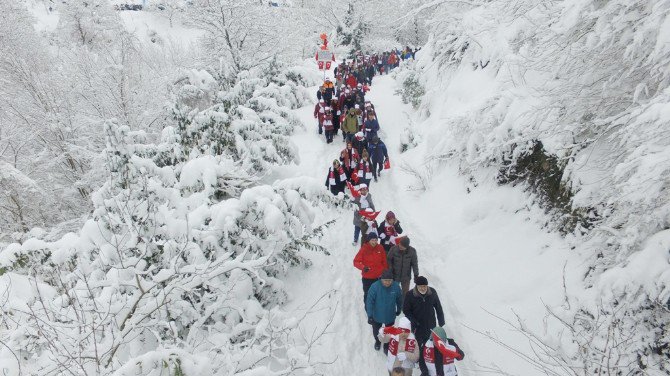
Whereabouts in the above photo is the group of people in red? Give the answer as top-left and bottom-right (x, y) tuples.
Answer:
(320, 52), (465, 376)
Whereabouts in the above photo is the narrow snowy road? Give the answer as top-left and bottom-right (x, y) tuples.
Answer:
(283, 71), (572, 375)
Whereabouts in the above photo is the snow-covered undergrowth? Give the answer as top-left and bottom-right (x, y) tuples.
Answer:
(0, 59), (338, 375)
(400, 0), (670, 373)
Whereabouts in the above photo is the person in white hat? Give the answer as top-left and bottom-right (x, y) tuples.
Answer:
(378, 317), (420, 375)
(352, 184), (374, 245)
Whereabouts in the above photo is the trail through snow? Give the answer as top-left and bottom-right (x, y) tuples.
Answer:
(282, 72), (573, 375)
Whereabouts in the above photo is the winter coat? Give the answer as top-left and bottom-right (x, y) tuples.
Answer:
(365, 280), (402, 324)
(352, 137), (368, 157)
(363, 118), (380, 140)
(403, 287), (445, 341)
(341, 111), (359, 134)
(378, 219), (403, 247)
(387, 245), (419, 283)
(355, 160), (373, 181)
(346, 75), (358, 88)
(325, 166), (347, 195)
(424, 338), (465, 376)
(313, 103), (326, 123)
(323, 113), (334, 131)
(359, 219), (378, 240)
(367, 141), (388, 163)
(323, 81), (335, 101)
(378, 331), (420, 372)
(340, 147), (360, 171)
(353, 242), (388, 279)
(352, 193), (375, 226)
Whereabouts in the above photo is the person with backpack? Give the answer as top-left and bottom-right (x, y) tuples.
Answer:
(423, 327), (465, 376)
(366, 269), (402, 352)
(353, 232), (388, 305)
(379, 211), (403, 253)
(387, 237), (419, 297)
(352, 184), (375, 244)
(378, 317), (420, 374)
(403, 276), (446, 375)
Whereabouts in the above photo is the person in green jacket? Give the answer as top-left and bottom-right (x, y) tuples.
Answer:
(341, 107), (359, 143)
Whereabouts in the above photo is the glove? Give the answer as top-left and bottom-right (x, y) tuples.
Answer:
(363, 266), (370, 273)
(397, 352), (407, 362)
(367, 317), (374, 325)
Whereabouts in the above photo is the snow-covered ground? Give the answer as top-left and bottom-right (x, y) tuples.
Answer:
(280, 72), (576, 374)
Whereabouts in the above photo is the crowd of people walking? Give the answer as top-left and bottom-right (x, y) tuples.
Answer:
(319, 52), (465, 376)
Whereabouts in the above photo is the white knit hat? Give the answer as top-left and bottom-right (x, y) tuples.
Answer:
(398, 317), (411, 330)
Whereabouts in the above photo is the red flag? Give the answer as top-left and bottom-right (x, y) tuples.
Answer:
(358, 209), (381, 220)
(346, 181), (360, 198)
(384, 159), (391, 170)
(431, 330), (462, 359)
(383, 326), (410, 336)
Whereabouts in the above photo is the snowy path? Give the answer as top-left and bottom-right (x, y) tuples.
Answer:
(283, 73), (573, 375)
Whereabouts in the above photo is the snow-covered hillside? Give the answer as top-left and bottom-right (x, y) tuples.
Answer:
(1, 0), (668, 375)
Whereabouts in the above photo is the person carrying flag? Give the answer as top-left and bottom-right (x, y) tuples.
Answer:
(378, 317), (420, 374)
(423, 327), (465, 376)
(352, 184), (375, 244)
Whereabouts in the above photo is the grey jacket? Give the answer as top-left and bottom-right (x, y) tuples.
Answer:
(387, 245), (419, 282)
(352, 193), (375, 226)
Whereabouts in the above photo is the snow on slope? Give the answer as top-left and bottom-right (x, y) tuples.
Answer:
(281, 72), (579, 374)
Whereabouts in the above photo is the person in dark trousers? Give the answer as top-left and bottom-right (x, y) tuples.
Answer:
(366, 269), (402, 352)
(367, 136), (388, 182)
(378, 211), (403, 253)
(387, 237), (419, 297)
(353, 233), (388, 305)
(325, 159), (347, 195)
(403, 276), (445, 375)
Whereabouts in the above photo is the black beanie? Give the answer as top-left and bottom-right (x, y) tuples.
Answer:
(399, 237), (410, 247)
(415, 276), (428, 286)
(381, 269), (393, 280)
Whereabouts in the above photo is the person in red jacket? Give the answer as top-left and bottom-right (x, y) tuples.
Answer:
(346, 73), (358, 89)
(353, 233), (388, 305)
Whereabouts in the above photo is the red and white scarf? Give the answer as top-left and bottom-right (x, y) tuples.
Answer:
(357, 161), (373, 180)
(329, 166), (347, 186)
(343, 148), (359, 169)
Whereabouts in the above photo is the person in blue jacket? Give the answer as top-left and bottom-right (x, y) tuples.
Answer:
(363, 112), (380, 142)
(366, 269), (403, 353)
(367, 136), (388, 182)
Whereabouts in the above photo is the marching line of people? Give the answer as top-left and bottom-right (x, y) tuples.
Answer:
(319, 54), (464, 376)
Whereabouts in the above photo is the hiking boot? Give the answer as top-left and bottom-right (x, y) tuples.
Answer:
(374, 342), (381, 351)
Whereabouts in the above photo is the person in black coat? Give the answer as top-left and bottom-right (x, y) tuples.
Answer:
(367, 136), (388, 181)
(403, 276), (446, 375)
(324, 159), (347, 195)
